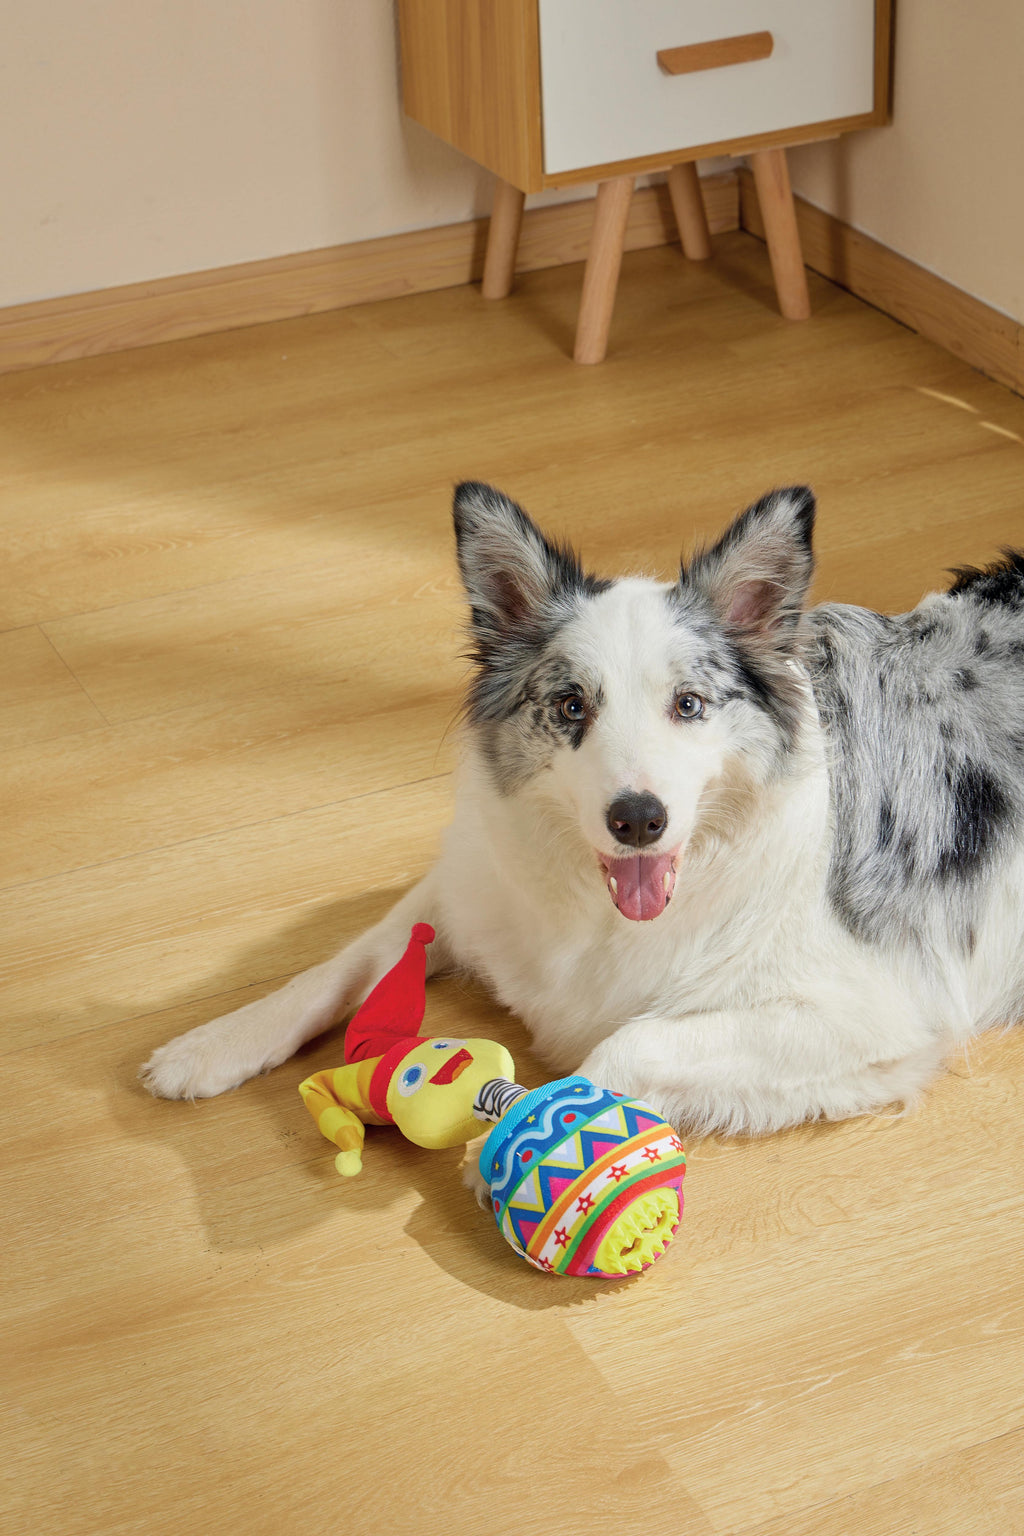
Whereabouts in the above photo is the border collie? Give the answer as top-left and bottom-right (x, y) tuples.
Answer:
(142, 483), (1024, 1136)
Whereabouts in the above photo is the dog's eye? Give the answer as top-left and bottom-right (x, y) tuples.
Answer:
(674, 693), (705, 720)
(558, 695), (587, 723)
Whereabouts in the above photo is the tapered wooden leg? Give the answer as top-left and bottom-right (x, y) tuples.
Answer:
(481, 178), (525, 300)
(749, 147), (811, 320)
(667, 163), (712, 261)
(574, 175), (634, 365)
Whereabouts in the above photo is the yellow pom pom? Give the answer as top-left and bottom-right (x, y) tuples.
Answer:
(335, 1149), (362, 1177)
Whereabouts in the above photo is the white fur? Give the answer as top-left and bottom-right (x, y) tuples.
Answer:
(141, 577), (1021, 1134)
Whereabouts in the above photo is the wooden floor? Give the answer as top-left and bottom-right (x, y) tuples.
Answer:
(3, 234), (1024, 1536)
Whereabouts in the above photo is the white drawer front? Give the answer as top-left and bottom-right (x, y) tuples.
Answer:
(539, 0), (877, 175)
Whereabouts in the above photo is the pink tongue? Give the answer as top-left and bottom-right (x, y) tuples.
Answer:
(601, 851), (677, 922)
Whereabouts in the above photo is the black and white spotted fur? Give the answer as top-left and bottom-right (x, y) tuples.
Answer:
(142, 484), (1024, 1137)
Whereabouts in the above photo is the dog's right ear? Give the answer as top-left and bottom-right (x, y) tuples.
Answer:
(452, 482), (602, 646)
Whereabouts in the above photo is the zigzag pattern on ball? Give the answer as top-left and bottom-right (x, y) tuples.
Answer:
(489, 1085), (670, 1208)
(503, 1114), (671, 1225)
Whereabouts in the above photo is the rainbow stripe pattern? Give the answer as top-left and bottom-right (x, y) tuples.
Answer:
(480, 1076), (686, 1278)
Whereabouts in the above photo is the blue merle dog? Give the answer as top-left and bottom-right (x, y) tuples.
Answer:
(143, 483), (1024, 1139)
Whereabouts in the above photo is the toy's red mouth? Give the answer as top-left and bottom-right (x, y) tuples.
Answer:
(430, 1048), (473, 1085)
(596, 847), (680, 922)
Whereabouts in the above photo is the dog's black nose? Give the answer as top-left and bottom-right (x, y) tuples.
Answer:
(606, 791), (668, 848)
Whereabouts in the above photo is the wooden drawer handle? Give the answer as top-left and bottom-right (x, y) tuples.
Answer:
(657, 32), (774, 76)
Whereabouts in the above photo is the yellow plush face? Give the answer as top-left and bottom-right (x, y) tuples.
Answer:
(385, 1037), (515, 1150)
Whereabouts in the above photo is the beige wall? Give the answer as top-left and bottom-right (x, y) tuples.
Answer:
(1, 0), (488, 307)
(789, 0), (1024, 323)
(3, 0), (1021, 322)
(0, 0), (680, 311)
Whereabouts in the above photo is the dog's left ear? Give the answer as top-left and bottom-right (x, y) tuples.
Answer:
(682, 487), (816, 644)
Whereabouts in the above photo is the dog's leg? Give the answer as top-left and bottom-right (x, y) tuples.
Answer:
(140, 872), (451, 1100)
(459, 1133), (492, 1210)
(577, 1007), (946, 1137)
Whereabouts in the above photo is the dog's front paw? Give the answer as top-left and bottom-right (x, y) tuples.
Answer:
(140, 1021), (253, 1100)
(140, 996), (296, 1098)
(577, 1041), (679, 1126)
(576, 1041), (636, 1100)
(141, 980), (315, 1099)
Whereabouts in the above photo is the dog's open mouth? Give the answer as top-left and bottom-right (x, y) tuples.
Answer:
(596, 848), (679, 922)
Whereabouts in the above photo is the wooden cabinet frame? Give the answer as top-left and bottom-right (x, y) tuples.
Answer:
(398, 0), (894, 360)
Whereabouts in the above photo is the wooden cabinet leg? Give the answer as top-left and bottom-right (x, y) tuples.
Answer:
(481, 178), (525, 300)
(667, 163), (712, 261)
(749, 147), (811, 320)
(574, 175), (634, 365)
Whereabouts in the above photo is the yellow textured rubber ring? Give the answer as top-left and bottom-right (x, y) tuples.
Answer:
(593, 1189), (680, 1275)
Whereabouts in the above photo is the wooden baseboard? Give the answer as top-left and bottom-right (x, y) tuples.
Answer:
(0, 173), (738, 376)
(739, 167), (1022, 395)
(6, 168), (1019, 394)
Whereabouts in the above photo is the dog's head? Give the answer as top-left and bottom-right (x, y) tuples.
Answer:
(453, 481), (816, 922)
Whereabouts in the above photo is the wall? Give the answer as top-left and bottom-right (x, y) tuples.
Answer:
(788, 0), (1024, 324)
(0, 1), (484, 306)
(0, 0), (691, 312)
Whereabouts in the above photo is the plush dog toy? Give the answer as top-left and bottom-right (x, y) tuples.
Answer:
(299, 925), (686, 1278)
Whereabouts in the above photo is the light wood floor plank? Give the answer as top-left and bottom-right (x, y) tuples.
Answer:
(0, 625), (107, 745)
(3, 235), (1023, 1536)
(40, 549), (465, 723)
(0, 774), (452, 1049)
(737, 1429), (1024, 1536)
(0, 692), (455, 887)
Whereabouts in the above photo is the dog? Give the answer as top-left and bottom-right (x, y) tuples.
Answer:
(142, 482), (1024, 1137)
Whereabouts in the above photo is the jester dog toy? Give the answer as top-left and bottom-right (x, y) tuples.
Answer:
(299, 925), (686, 1278)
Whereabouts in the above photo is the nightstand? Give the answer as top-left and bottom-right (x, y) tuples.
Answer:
(398, 0), (892, 361)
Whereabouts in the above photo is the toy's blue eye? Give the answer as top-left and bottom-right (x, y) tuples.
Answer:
(430, 1038), (466, 1050)
(397, 1064), (426, 1097)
